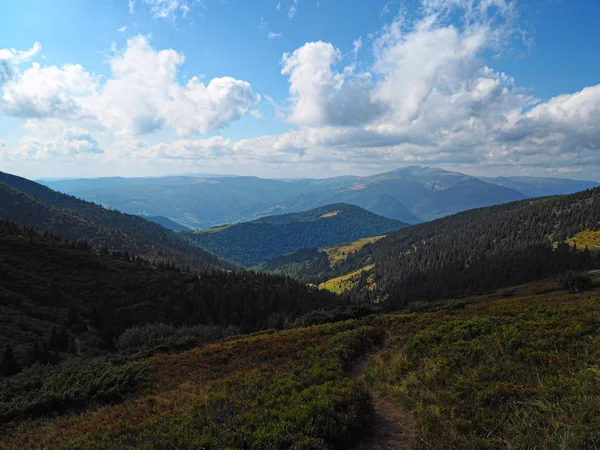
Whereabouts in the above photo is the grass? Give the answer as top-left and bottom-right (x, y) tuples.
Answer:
(567, 230), (600, 251)
(319, 265), (375, 294)
(322, 236), (386, 266)
(1, 322), (384, 449)
(364, 279), (600, 449)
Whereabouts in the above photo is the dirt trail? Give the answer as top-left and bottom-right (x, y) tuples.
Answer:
(351, 352), (415, 450)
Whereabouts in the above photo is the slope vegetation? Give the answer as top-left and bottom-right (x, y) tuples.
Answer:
(0, 172), (229, 270)
(185, 204), (407, 267)
(331, 188), (600, 307)
(2, 278), (600, 449)
(0, 221), (342, 368)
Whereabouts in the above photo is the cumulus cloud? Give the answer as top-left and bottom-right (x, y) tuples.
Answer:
(1, 35), (258, 137)
(14, 127), (103, 160)
(3, 0), (600, 177)
(282, 41), (383, 126)
(0, 42), (42, 87)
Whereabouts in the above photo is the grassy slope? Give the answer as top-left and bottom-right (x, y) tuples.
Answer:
(320, 265), (375, 294)
(1, 323), (384, 449)
(3, 278), (600, 448)
(323, 236), (386, 266)
(568, 230), (600, 251)
(365, 276), (600, 449)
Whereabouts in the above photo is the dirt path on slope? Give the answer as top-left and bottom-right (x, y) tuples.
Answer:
(351, 353), (415, 450)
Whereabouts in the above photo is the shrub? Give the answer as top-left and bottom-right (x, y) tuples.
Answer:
(559, 271), (592, 293)
(0, 358), (147, 423)
(115, 323), (240, 356)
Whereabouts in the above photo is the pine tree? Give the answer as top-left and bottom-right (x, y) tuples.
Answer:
(0, 345), (21, 377)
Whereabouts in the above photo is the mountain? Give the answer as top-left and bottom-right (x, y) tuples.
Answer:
(481, 176), (600, 198)
(322, 188), (600, 307)
(42, 175), (314, 229)
(42, 166), (557, 228)
(0, 220), (342, 365)
(287, 167), (525, 222)
(144, 215), (190, 231)
(183, 203), (407, 267)
(0, 172), (232, 271)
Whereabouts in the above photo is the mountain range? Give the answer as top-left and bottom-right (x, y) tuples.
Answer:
(41, 166), (599, 230)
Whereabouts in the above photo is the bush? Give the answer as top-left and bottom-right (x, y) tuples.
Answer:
(559, 271), (592, 293)
(0, 358), (147, 423)
(115, 323), (240, 356)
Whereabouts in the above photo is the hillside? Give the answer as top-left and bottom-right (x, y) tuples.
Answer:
(260, 236), (386, 282)
(0, 220), (343, 369)
(2, 277), (600, 448)
(285, 167), (525, 223)
(184, 204), (407, 267)
(144, 215), (190, 231)
(42, 167), (596, 229)
(325, 187), (600, 307)
(0, 172), (230, 271)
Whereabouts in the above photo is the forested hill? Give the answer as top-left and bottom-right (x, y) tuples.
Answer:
(0, 220), (343, 370)
(328, 188), (600, 306)
(0, 172), (232, 271)
(184, 203), (407, 267)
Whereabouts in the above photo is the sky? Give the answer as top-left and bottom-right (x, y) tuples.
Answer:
(1, 0), (600, 180)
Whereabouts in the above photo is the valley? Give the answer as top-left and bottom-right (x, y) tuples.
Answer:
(41, 167), (599, 230)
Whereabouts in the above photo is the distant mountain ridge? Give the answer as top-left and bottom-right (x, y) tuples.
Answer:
(41, 167), (599, 229)
(0, 172), (233, 271)
(183, 203), (407, 267)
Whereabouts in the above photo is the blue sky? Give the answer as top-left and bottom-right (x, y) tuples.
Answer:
(1, 0), (600, 180)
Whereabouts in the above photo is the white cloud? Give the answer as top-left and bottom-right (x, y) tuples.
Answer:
(286, 0), (298, 18)
(13, 127), (103, 160)
(281, 41), (382, 126)
(259, 17), (283, 40)
(0, 42), (42, 87)
(117, 25), (128, 32)
(3, 0), (600, 178)
(128, 0), (135, 14)
(135, 0), (199, 20)
(351, 37), (362, 58)
(1, 35), (258, 137)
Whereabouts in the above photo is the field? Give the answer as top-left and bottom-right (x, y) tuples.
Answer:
(364, 279), (600, 449)
(323, 236), (386, 266)
(567, 230), (600, 251)
(2, 277), (600, 449)
(319, 265), (375, 294)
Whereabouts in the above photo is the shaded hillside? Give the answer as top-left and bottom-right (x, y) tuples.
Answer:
(332, 188), (600, 307)
(0, 221), (343, 369)
(43, 175), (315, 229)
(0, 172), (231, 270)
(144, 215), (190, 231)
(185, 204), (407, 267)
